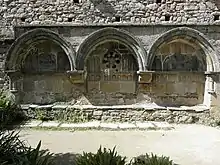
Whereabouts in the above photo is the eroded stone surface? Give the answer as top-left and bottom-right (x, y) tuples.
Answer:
(22, 120), (42, 127)
(20, 104), (215, 125)
(0, 0), (219, 27)
(100, 123), (119, 129)
(39, 121), (60, 127)
(0, 0), (220, 122)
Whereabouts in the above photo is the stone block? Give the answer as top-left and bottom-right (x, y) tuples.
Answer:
(138, 72), (152, 83)
(52, 104), (68, 110)
(137, 93), (152, 103)
(152, 83), (167, 94)
(139, 84), (152, 93)
(37, 104), (53, 109)
(166, 73), (178, 82)
(20, 104), (30, 110)
(172, 83), (185, 95)
(153, 74), (167, 83)
(184, 83), (197, 94)
(118, 123), (136, 129)
(87, 81), (100, 91)
(125, 99), (136, 105)
(40, 121), (60, 127)
(29, 104), (39, 108)
(68, 71), (84, 84)
(178, 74), (192, 82)
(152, 122), (173, 129)
(100, 123), (119, 129)
(93, 110), (103, 116)
(22, 120), (42, 127)
(119, 81), (136, 93)
(136, 122), (155, 129)
(23, 79), (35, 91)
(60, 121), (100, 128)
(210, 106), (220, 120)
(34, 80), (49, 92)
(100, 82), (120, 93)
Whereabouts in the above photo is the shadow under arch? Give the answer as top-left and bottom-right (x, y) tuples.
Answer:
(5, 28), (76, 71)
(76, 27), (147, 71)
(147, 27), (219, 72)
(147, 27), (219, 107)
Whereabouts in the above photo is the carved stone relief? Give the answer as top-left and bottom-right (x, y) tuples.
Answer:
(152, 41), (206, 71)
(86, 41), (138, 93)
(150, 40), (206, 106)
(21, 40), (70, 73)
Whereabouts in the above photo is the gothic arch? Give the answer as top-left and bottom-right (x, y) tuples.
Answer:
(76, 27), (146, 71)
(5, 28), (75, 71)
(147, 27), (219, 72)
(148, 27), (219, 107)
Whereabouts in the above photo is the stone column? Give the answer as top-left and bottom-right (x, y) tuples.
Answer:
(208, 73), (220, 120)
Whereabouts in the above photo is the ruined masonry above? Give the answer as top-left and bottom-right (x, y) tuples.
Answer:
(0, 0), (220, 27)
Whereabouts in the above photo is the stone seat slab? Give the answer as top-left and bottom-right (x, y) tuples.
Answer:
(118, 123), (136, 129)
(152, 122), (174, 129)
(100, 123), (119, 129)
(136, 122), (155, 129)
(60, 121), (101, 128)
(39, 121), (60, 127)
(29, 104), (39, 109)
(22, 120), (42, 127)
(52, 105), (68, 109)
(36, 105), (53, 109)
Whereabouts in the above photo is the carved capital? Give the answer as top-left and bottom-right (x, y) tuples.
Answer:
(137, 71), (154, 84)
(66, 70), (84, 84)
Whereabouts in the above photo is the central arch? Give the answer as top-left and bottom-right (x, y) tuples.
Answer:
(76, 28), (146, 105)
(76, 27), (146, 71)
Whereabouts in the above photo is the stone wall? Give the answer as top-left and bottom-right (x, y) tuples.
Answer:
(23, 104), (215, 125)
(139, 72), (205, 106)
(0, 0), (220, 26)
(0, 20), (220, 120)
(1, 25), (220, 107)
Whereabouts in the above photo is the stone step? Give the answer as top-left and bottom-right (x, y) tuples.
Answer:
(21, 104), (209, 112)
(21, 120), (175, 130)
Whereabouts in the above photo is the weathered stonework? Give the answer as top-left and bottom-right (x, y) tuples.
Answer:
(0, 0), (220, 25)
(1, 0), (220, 123)
(22, 104), (215, 125)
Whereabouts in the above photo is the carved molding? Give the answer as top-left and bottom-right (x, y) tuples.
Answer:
(138, 71), (153, 84)
(67, 70), (84, 84)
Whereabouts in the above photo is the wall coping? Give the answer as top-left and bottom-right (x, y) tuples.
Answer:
(14, 22), (220, 28)
(20, 104), (209, 112)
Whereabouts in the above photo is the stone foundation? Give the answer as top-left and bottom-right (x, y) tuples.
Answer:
(21, 104), (215, 125)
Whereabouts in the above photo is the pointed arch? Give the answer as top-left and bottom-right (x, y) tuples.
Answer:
(76, 27), (146, 71)
(5, 28), (75, 71)
(147, 27), (219, 72)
